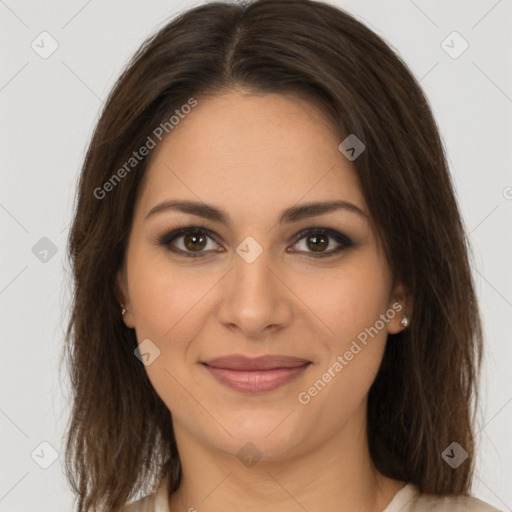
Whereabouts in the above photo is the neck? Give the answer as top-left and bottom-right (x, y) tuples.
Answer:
(168, 403), (406, 512)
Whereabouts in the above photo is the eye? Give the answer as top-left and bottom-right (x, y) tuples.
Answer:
(159, 226), (223, 258)
(158, 225), (354, 258)
(289, 227), (354, 258)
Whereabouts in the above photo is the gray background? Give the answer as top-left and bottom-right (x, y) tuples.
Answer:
(1, 0), (511, 511)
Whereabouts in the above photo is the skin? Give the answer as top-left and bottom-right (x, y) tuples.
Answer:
(117, 88), (412, 512)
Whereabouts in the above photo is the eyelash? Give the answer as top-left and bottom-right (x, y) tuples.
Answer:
(158, 224), (354, 259)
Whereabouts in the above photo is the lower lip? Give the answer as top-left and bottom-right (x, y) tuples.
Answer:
(202, 363), (311, 393)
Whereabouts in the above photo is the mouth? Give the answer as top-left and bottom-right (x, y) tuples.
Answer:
(201, 354), (312, 393)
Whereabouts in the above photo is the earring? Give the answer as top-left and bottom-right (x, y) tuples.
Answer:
(120, 304), (126, 316)
(400, 314), (409, 328)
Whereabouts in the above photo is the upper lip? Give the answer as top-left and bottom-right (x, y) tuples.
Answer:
(202, 354), (311, 370)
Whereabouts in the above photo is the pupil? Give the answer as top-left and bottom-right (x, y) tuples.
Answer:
(185, 233), (206, 251)
(308, 234), (328, 252)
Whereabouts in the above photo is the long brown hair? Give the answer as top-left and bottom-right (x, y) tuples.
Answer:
(63, 0), (483, 510)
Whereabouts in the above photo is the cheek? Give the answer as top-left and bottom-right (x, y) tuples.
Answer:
(128, 248), (209, 340)
(291, 254), (392, 343)
(126, 255), (214, 417)
(295, 302), (390, 435)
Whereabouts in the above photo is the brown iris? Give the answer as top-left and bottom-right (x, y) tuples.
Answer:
(184, 232), (207, 251)
(306, 233), (329, 252)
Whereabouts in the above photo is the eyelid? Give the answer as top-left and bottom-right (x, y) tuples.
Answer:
(158, 224), (354, 258)
(158, 225), (223, 256)
(290, 226), (353, 246)
(287, 226), (354, 258)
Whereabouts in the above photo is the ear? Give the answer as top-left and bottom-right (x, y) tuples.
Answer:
(115, 265), (136, 329)
(386, 282), (413, 335)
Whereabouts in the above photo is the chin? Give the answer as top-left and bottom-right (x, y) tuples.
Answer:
(205, 410), (310, 462)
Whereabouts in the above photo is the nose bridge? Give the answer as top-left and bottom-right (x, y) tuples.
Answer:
(235, 239), (272, 290)
(218, 235), (291, 335)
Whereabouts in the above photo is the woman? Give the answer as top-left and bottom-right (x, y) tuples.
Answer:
(63, 1), (503, 511)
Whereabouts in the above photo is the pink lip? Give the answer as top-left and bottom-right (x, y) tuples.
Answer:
(201, 354), (311, 393)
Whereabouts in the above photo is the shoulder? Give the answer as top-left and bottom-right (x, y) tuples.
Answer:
(397, 483), (504, 512)
(415, 493), (504, 512)
(121, 476), (169, 512)
(122, 493), (156, 512)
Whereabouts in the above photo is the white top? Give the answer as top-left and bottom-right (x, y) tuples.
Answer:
(123, 477), (504, 512)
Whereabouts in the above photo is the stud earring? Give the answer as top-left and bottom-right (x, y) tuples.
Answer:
(120, 304), (126, 316)
(400, 314), (409, 328)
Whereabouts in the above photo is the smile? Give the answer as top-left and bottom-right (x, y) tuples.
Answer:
(201, 354), (312, 393)
(204, 363), (311, 393)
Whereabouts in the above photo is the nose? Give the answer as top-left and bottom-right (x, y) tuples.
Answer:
(217, 242), (293, 339)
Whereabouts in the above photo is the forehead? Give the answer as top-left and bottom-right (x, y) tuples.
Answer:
(135, 90), (366, 222)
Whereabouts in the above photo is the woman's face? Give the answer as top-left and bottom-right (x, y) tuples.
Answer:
(117, 89), (408, 460)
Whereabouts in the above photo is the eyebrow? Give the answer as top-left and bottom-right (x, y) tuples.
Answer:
(145, 199), (367, 225)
